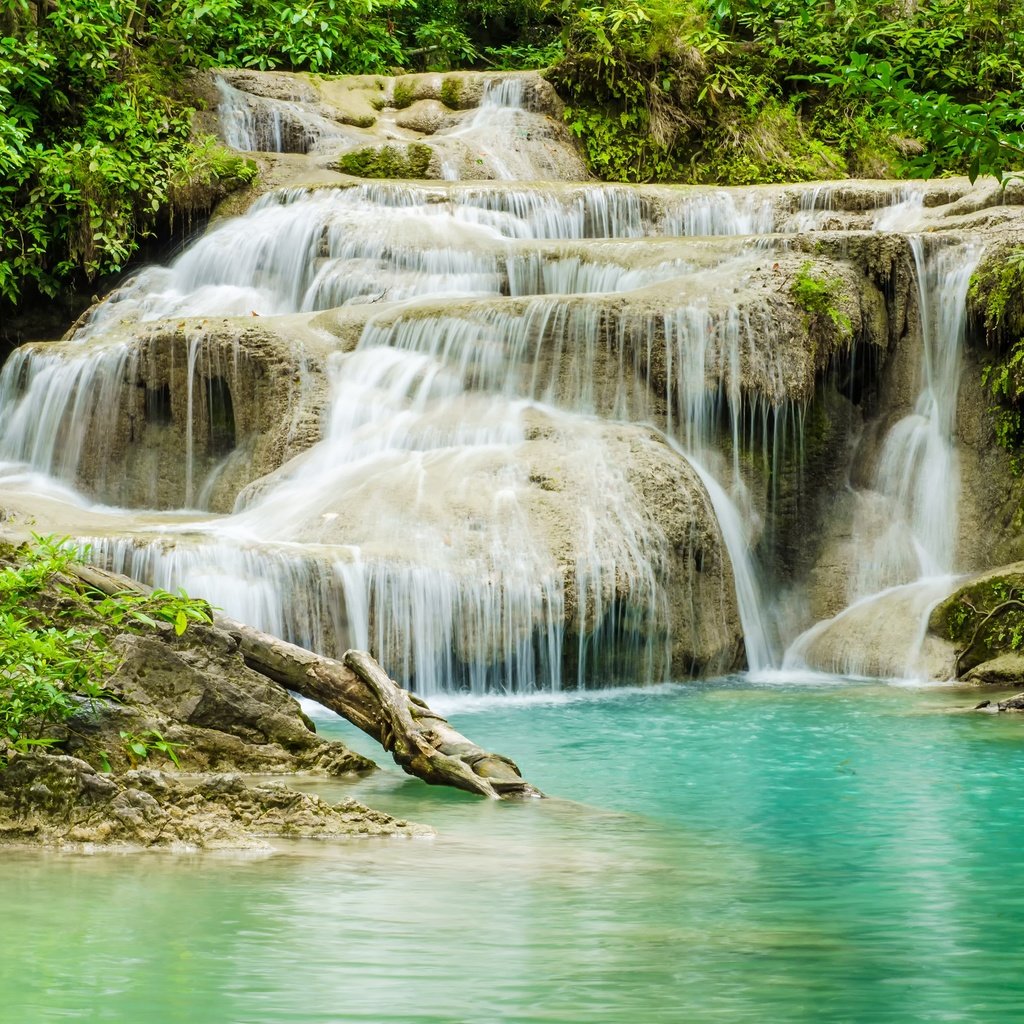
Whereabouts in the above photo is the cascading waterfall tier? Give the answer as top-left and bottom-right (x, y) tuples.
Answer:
(2, 69), (982, 691)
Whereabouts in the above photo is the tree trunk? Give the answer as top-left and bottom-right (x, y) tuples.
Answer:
(67, 563), (543, 800)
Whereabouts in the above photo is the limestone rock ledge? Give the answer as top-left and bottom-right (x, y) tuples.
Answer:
(0, 540), (430, 850)
(0, 754), (425, 850)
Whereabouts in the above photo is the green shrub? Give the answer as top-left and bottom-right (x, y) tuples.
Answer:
(0, 537), (212, 759)
(337, 143), (433, 178)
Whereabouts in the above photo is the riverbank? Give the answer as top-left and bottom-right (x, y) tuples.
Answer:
(0, 539), (428, 849)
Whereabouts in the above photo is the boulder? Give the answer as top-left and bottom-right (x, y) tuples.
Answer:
(964, 653), (1024, 686)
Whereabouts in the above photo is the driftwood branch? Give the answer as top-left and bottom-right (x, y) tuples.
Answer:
(68, 563), (543, 800)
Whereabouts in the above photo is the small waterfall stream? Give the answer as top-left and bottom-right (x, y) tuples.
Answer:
(784, 236), (982, 677)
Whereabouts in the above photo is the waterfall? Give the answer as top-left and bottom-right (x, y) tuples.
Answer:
(5, 69), (977, 692)
(214, 76), (347, 153)
(854, 238), (981, 591)
(784, 238), (982, 677)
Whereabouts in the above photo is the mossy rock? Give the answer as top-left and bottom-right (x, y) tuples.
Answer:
(341, 113), (377, 128)
(391, 80), (415, 109)
(968, 243), (1024, 342)
(168, 140), (259, 216)
(963, 652), (1024, 687)
(335, 143), (432, 179)
(967, 245), (1024, 469)
(929, 564), (1024, 672)
(440, 77), (469, 110)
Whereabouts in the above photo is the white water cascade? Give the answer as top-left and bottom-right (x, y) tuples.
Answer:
(784, 236), (982, 678)
(854, 238), (981, 594)
(214, 76), (352, 153)
(0, 72), (985, 692)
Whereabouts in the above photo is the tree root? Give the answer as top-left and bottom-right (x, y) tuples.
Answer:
(954, 595), (1024, 676)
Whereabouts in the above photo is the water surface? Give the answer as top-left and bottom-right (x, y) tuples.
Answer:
(3, 677), (1023, 1023)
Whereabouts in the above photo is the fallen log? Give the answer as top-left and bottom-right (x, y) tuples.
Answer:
(67, 562), (543, 800)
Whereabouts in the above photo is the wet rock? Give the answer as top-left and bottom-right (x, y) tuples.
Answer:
(64, 629), (374, 778)
(972, 692), (1024, 712)
(787, 577), (959, 679)
(963, 653), (1024, 687)
(395, 100), (456, 136)
(929, 563), (1024, 674)
(0, 753), (425, 850)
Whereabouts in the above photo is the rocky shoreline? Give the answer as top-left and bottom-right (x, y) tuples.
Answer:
(0, 541), (428, 850)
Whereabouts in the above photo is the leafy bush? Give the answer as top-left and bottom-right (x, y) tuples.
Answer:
(548, 0), (1024, 185)
(0, 537), (212, 758)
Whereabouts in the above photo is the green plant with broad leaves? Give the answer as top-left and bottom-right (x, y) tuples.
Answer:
(0, 536), (212, 761)
(119, 729), (185, 769)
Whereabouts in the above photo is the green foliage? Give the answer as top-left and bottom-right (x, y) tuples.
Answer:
(167, 0), (411, 74)
(119, 729), (185, 769)
(972, 249), (1024, 470)
(817, 53), (1024, 183)
(790, 262), (853, 341)
(547, 0), (1024, 185)
(934, 575), (1024, 671)
(167, 137), (259, 220)
(0, 538), (110, 752)
(0, 536), (212, 758)
(564, 105), (680, 182)
(697, 102), (845, 185)
(484, 39), (564, 70)
(337, 143), (433, 178)
(972, 248), (1024, 341)
(91, 586), (213, 637)
(0, 1), (248, 305)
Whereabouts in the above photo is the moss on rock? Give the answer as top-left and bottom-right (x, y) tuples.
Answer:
(969, 245), (1024, 472)
(929, 564), (1024, 672)
(439, 77), (466, 110)
(336, 143), (433, 179)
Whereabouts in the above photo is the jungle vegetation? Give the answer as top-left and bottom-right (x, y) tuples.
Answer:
(1, 0), (1023, 310)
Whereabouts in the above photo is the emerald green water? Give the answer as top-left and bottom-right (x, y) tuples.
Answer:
(3, 676), (1024, 1023)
